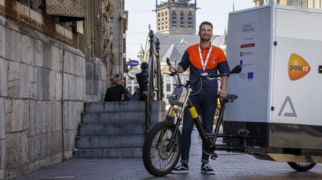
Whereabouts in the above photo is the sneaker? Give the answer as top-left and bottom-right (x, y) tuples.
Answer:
(172, 162), (188, 173)
(201, 163), (215, 174)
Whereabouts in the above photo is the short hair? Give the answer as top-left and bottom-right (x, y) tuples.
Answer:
(141, 62), (148, 70)
(199, 21), (213, 31)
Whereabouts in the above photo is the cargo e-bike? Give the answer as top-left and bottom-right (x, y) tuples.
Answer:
(142, 59), (244, 176)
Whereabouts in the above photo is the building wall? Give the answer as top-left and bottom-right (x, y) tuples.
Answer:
(109, 0), (127, 86)
(0, 18), (86, 179)
(0, 1), (108, 179)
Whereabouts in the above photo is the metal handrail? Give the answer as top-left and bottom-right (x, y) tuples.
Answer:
(144, 30), (163, 136)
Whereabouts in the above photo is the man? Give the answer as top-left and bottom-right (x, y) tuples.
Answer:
(136, 62), (148, 101)
(170, 21), (230, 174)
(104, 74), (127, 101)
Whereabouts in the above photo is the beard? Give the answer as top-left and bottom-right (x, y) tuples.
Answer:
(200, 35), (211, 41)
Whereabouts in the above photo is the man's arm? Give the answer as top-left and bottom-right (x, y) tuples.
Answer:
(168, 50), (190, 73)
(219, 76), (228, 99)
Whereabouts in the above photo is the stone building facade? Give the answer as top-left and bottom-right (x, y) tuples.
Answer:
(0, 0), (127, 179)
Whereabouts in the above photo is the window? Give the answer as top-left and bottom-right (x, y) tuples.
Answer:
(287, 0), (308, 7)
(162, 12), (164, 26)
(16, 0), (45, 15)
(166, 84), (171, 92)
(180, 12), (184, 27)
(127, 87), (132, 94)
(17, 0), (29, 6)
(166, 76), (171, 82)
(158, 13), (161, 30)
(134, 86), (139, 92)
(172, 11), (177, 27)
(188, 12), (193, 27)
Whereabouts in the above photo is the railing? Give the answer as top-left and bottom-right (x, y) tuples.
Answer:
(156, 2), (196, 9)
(144, 30), (163, 136)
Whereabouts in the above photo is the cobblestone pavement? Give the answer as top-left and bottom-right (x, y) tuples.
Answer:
(12, 129), (322, 180)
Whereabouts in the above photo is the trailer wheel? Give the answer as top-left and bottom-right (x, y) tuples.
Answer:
(287, 162), (316, 171)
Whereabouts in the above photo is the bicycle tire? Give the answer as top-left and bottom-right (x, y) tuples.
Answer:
(143, 121), (182, 176)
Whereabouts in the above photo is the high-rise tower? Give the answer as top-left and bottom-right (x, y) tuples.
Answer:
(156, 0), (197, 34)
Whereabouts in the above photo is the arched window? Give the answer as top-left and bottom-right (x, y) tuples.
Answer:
(161, 12), (164, 29)
(180, 12), (184, 27)
(158, 13), (161, 30)
(188, 12), (193, 27)
(172, 11), (177, 27)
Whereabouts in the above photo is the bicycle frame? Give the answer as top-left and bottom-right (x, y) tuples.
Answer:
(164, 65), (248, 157)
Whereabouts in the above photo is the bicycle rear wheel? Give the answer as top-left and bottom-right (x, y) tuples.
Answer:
(143, 121), (182, 176)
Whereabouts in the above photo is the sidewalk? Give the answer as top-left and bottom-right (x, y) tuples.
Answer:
(12, 128), (212, 180)
(11, 129), (322, 180)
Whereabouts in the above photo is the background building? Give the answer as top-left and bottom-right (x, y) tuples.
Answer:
(254, 0), (322, 8)
(156, 0), (197, 34)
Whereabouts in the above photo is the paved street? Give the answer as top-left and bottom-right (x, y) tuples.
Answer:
(12, 129), (322, 180)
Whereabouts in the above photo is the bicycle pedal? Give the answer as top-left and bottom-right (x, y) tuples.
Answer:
(211, 154), (218, 160)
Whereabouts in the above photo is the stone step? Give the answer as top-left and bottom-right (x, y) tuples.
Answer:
(84, 101), (165, 113)
(73, 148), (143, 158)
(75, 135), (145, 149)
(78, 123), (147, 136)
(81, 111), (162, 124)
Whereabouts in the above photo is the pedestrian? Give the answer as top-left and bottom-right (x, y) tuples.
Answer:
(104, 74), (128, 101)
(170, 21), (230, 174)
(136, 62), (148, 101)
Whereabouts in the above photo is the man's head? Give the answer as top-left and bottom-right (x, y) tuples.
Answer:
(141, 62), (148, 70)
(111, 74), (121, 84)
(198, 21), (213, 41)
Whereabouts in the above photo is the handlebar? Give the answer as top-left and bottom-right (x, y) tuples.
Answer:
(166, 58), (242, 88)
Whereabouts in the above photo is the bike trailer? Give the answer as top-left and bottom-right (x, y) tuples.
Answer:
(225, 4), (322, 163)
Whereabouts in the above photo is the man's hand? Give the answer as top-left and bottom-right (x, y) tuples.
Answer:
(169, 66), (178, 71)
(168, 66), (184, 73)
(218, 90), (227, 99)
(118, 80), (124, 86)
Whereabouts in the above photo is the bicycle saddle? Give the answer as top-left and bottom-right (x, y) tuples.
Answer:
(224, 94), (238, 102)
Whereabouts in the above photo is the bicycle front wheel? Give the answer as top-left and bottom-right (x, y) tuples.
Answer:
(143, 121), (182, 176)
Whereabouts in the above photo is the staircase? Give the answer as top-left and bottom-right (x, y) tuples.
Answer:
(73, 101), (165, 158)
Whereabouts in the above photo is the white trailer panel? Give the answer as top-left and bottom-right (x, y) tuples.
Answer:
(225, 5), (322, 126)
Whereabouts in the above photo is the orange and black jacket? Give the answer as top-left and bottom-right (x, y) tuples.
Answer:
(179, 43), (230, 96)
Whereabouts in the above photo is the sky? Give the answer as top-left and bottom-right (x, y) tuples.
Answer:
(124, 0), (256, 60)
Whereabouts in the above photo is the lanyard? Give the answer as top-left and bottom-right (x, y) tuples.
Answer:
(198, 44), (213, 72)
